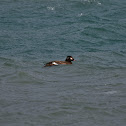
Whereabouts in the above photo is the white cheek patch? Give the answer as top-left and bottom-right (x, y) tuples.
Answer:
(70, 57), (73, 60)
(52, 62), (58, 65)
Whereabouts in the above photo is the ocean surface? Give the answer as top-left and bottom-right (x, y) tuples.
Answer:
(0, 0), (126, 126)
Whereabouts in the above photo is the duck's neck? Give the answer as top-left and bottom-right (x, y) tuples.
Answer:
(65, 59), (71, 62)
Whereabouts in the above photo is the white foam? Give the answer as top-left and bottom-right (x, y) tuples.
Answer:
(104, 91), (117, 95)
(78, 13), (83, 17)
(47, 6), (55, 11)
(97, 2), (101, 5)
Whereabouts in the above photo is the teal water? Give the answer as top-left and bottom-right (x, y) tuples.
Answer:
(0, 0), (126, 126)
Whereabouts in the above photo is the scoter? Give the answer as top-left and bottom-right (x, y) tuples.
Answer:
(44, 56), (75, 67)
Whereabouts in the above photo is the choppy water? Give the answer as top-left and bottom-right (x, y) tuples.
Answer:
(0, 0), (126, 126)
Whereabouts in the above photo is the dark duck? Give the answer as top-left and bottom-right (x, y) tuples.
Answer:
(44, 56), (75, 67)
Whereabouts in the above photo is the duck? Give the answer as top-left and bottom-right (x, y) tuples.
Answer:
(44, 56), (75, 67)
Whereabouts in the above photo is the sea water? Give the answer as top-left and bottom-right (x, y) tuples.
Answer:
(0, 0), (126, 126)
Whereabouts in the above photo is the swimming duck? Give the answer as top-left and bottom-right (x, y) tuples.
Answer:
(44, 56), (75, 67)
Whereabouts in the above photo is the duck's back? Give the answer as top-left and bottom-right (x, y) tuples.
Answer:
(45, 60), (72, 67)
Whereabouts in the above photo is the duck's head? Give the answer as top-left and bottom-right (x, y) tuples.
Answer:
(65, 56), (75, 62)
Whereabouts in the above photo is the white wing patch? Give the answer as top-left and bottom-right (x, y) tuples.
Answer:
(52, 62), (58, 65)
